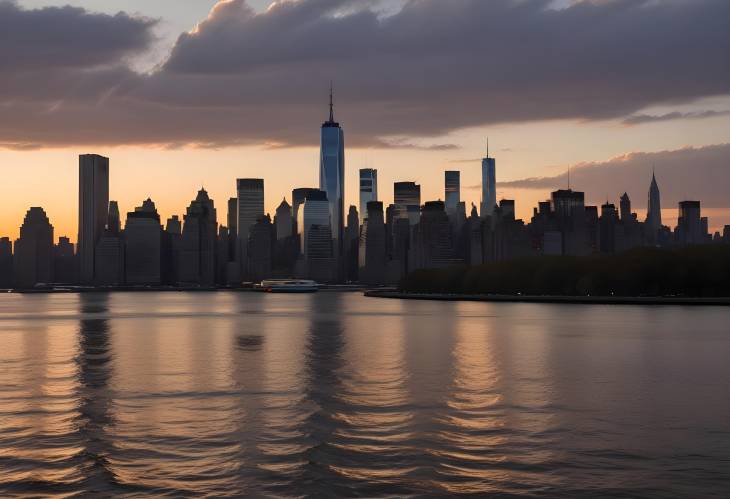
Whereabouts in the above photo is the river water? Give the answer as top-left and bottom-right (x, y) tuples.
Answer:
(0, 292), (728, 497)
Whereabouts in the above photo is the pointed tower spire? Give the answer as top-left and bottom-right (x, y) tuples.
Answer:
(486, 137), (489, 158)
(329, 81), (334, 122)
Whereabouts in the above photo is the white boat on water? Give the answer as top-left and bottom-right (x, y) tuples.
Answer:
(258, 279), (320, 293)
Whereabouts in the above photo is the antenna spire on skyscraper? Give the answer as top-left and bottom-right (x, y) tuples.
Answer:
(329, 81), (334, 122)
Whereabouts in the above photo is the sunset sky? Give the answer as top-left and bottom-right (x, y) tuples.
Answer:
(1, 0), (729, 241)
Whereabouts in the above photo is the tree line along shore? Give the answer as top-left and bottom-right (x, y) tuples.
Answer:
(398, 246), (730, 298)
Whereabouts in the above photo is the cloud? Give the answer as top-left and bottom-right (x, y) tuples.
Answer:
(500, 143), (730, 209)
(0, 0), (729, 148)
(0, 1), (156, 72)
(623, 110), (730, 125)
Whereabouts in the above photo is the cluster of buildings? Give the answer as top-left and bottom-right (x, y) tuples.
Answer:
(1, 96), (729, 289)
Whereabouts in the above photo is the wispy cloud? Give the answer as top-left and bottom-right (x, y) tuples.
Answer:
(623, 110), (730, 126)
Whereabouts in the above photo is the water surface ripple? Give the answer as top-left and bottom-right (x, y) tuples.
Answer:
(1, 292), (729, 497)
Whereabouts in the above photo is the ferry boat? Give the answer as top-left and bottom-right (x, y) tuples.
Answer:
(258, 279), (320, 293)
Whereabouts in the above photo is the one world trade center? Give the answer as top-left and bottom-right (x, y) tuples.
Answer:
(319, 85), (345, 278)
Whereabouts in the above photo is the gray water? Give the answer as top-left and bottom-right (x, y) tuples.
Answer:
(1, 292), (729, 497)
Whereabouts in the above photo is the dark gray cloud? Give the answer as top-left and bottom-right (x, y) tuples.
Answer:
(0, 0), (729, 148)
(500, 143), (730, 209)
(622, 110), (730, 125)
(0, 1), (156, 72)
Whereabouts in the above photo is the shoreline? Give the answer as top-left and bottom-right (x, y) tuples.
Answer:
(3, 285), (366, 294)
(364, 290), (730, 306)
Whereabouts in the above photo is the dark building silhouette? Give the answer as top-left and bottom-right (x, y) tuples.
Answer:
(124, 199), (162, 285)
(620, 193), (631, 222)
(179, 189), (217, 286)
(646, 170), (662, 238)
(599, 202), (619, 253)
(227, 197), (238, 257)
(164, 215), (182, 284)
(677, 201), (703, 245)
(344, 205), (360, 282)
(54, 236), (76, 284)
(0, 237), (12, 288)
(248, 215), (273, 282)
(107, 201), (120, 234)
(359, 201), (386, 285)
(78, 154), (109, 284)
(410, 201), (454, 271)
(275, 198), (292, 241)
(14, 207), (54, 288)
(216, 225), (230, 284)
(95, 229), (124, 286)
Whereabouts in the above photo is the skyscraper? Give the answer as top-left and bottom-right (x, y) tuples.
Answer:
(359, 168), (378, 223)
(481, 142), (496, 217)
(394, 181), (421, 225)
(298, 189), (333, 282)
(359, 201), (386, 285)
(124, 199), (162, 285)
(445, 171), (461, 216)
(78, 154), (109, 283)
(678, 200), (702, 245)
(227, 197), (238, 261)
(108, 201), (120, 234)
(319, 86), (345, 275)
(0, 237), (13, 288)
(292, 187), (320, 234)
(275, 198), (293, 241)
(179, 189), (218, 286)
(620, 193), (631, 222)
(237, 178), (264, 248)
(14, 207), (54, 288)
(646, 169), (662, 235)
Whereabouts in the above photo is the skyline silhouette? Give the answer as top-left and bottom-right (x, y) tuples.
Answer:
(1, 0), (729, 241)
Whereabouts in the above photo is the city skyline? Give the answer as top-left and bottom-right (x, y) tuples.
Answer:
(1, 0), (730, 240)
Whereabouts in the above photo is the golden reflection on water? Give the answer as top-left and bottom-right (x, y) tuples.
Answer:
(328, 297), (414, 486)
(2, 293), (730, 497)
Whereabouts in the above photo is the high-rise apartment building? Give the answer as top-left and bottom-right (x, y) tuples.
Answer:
(78, 154), (109, 283)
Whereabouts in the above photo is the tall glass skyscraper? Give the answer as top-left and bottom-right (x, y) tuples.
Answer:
(359, 168), (378, 222)
(319, 87), (345, 273)
(481, 141), (496, 217)
(444, 171), (460, 216)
